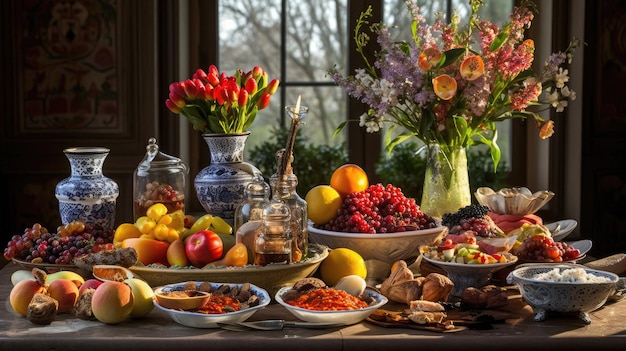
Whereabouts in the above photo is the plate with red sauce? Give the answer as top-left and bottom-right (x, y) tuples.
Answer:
(275, 286), (388, 325)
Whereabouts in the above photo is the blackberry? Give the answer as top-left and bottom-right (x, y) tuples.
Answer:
(441, 204), (489, 227)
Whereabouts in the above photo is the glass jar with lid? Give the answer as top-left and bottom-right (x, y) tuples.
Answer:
(133, 137), (189, 220)
(234, 175), (271, 233)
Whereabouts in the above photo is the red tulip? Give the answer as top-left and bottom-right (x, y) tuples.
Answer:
(267, 79), (280, 95)
(168, 91), (186, 108)
(169, 82), (185, 95)
(165, 99), (181, 114)
(238, 89), (249, 107)
(257, 92), (271, 110)
(244, 77), (257, 95)
(252, 66), (264, 79)
(183, 79), (198, 99)
(193, 69), (207, 81)
(203, 83), (214, 100)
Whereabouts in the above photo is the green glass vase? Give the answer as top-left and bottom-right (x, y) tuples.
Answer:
(420, 144), (471, 218)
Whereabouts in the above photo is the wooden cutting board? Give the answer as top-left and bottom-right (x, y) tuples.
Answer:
(366, 308), (521, 333)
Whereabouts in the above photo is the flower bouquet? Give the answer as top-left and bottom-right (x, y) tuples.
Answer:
(166, 65), (280, 134)
(329, 0), (580, 216)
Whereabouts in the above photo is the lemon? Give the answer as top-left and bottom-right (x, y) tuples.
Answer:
(319, 248), (367, 286)
(305, 185), (342, 225)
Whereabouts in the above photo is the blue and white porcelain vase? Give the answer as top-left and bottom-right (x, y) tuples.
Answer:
(55, 147), (119, 229)
(194, 132), (262, 226)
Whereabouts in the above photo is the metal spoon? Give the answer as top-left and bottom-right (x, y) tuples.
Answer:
(219, 319), (344, 331)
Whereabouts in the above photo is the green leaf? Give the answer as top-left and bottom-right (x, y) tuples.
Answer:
(476, 130), (501, 171)
(437, 48), (465, 68)
(489, 32), (508, 52)
(333, 121), (349, 138)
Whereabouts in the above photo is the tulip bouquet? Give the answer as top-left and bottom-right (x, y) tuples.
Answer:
(166, 65), (280, 134)
(329, 0), (580, 168)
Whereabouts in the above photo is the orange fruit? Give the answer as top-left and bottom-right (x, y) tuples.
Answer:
(305, 185), (343, 225)
(432, 74), (457, 100)
(459, 55), (485, 81)
(320, 248), (367, 286)
(113, 223), (141, 248)
(121, 238), (169, 266)
(329, 164), (369, 198)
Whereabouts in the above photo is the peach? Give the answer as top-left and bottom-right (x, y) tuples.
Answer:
(124, 278), (154, 318)
(47, 279), (80, 313)
(122, 238), (169, 266)
(79, 279), (103, 295)
(10, 279), (45, 316)
(166, 239), (189, 267)
(91, 281), (134, 324)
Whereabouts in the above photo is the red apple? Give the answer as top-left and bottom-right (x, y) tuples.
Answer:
(185, 230), (223, 267)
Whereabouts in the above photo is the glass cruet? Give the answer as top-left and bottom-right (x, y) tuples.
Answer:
(133, 137), (189, 220)
(254, 198), (292, 266)
(269, 150), (308, 262)
(234, 174), (271, 233)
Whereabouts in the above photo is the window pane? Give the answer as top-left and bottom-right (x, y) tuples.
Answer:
(285, 1), (347, 82)
(218, 0), (348, 162)
(218, 0), (281, 75)
(382, 0), (513, 171)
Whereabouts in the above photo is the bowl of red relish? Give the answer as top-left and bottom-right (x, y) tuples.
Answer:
(275, 286), (388, 325)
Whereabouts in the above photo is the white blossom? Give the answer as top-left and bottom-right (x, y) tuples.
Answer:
(554, 68), (570, 89)
(359, 113), (382, 133)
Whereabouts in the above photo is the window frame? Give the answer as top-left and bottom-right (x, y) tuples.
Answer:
(174, 0), (568, 220)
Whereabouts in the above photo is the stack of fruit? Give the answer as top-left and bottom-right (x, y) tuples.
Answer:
(113, 203), (246, 268)
(305, 164), (437, 233)
(10, 267), (154, 325)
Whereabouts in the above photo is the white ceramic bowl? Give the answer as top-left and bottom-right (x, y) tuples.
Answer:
(153, 282), (271, 328)
(545, 219), (578, 241)
(421, 253), (518, 297)
(507, 265), (618, 324)
(275, 287), (388, 325)
(308, 224), (447, 264)
(475, 187), (555, 215)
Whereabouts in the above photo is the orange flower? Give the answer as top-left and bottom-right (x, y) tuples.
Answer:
(432, 74), (457, 100)
(459, 55), (484, 81)
(418, 48), (442, 71)
(539, 120), (554, 139)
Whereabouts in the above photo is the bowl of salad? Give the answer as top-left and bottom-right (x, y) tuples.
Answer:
(420, 239), (518, 296)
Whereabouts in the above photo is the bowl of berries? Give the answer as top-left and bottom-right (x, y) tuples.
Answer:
(308, 184), (447, 264)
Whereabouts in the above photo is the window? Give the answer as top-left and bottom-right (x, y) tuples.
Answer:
(212, 0), (513, 174)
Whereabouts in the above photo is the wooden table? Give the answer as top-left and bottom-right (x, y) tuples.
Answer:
(1, 263), (625, 351)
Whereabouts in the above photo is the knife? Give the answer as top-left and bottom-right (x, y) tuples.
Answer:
(232, 319), (344, 330)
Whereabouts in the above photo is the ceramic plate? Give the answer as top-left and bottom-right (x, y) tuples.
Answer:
(545, 219), (578, 241)
(153, 282), (271, 328)
(275, 287), (388, 325)
(569, 239), (592, 257)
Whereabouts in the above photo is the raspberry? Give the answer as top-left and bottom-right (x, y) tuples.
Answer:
(318, 183), (437, 233)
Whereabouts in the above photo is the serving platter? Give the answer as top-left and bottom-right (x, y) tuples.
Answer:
(129, 243), (329, 294)
(12, 258), (90, 277)
(545, 219), (578, 241)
